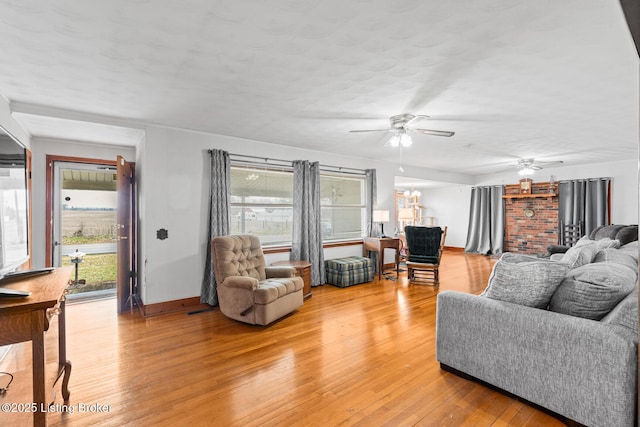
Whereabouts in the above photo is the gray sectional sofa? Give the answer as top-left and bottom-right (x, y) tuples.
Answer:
(436, 238), (638, 427)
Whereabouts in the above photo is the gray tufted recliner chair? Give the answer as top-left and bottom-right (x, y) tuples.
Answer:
(211, 234), (304, 325)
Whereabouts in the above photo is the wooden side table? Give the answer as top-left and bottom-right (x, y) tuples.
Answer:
(0, 266), (73, 427)
(271, 260), (312, 299)
(363, 237), (401, 280)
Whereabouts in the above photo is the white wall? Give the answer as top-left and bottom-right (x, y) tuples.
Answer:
(138, 125), (474, 305)
(421, 185), (473, 248)
(30, 138), (136, 268)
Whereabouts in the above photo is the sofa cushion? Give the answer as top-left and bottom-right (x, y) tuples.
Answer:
(601, 289), (638, 337)
(549, 262), (637, 320)
(589, 224), (624, 240)
(254, 277), (303, 304)
(593, 248), (638, 272)
(590, 224), (638, 245)
(619, 241), (639, 261)
(616, 225), (638, 246)
(481, 253), (569, 308)
(560, 237), (620, 268)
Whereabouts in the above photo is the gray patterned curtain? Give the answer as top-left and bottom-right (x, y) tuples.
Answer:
(201, 149), (231, 306)
(558, 178), (610, 237)
(464, 185), (505, 255)
(291, 160), (325, 286)
(365, 169), (377, 237)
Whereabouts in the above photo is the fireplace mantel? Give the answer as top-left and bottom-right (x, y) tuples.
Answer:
(503, 193), (557, 200)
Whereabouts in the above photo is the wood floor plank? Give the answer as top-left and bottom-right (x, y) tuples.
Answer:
(0, 252), (567, 426)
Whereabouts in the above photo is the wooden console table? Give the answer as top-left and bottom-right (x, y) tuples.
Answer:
(363, 237), (401, 280)
(0, 266), (73, 427)
(271, 260), (312, 299)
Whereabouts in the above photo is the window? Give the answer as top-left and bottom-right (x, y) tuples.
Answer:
(320, 173), (366, 241)
(230, 166), (293, 245)
(230, 163), (367, 245)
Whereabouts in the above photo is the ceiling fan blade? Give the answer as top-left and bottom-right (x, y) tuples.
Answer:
(535, 160), (564, 166)
(349, 129), (392, 133)
(405, 115), (430, 127)
(530, 165), (543, 170)
(411, 128), (455, 137)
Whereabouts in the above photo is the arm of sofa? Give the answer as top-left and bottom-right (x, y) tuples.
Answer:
(436, 290), (637, 427)
(265, 266), (296, 279)
(546, 244), (570, 255)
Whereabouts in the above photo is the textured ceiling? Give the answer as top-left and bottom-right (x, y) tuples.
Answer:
(0, 0), (637, 176)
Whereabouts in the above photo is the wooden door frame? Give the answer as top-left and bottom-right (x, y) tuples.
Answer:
(45, 155), (118, 267)
(116, 156), (137, 313)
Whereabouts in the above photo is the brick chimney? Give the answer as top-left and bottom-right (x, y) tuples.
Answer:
(503, 181), (559, 255)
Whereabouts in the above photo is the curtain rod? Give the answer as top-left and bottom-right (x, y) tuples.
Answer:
(556, 177), (611, 183)
(211, 151), (368, 174)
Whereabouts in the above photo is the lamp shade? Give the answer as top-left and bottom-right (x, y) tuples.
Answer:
(398, 208), (414, 221)
(372, 209), (390, 222)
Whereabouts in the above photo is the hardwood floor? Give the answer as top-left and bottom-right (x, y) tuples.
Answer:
(0, 252), (566, 426)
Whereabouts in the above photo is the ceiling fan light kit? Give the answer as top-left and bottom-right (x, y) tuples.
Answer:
(518, 166), (535, 176)
(350, 113), (454, 148)
(387, 129), (413, 147)
(514, 158), (563, 176)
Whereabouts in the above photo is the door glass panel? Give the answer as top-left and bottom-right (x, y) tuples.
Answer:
(54, 164), (118, 297)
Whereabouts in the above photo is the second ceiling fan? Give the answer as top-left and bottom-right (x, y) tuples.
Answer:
(349, 113), (455, 147)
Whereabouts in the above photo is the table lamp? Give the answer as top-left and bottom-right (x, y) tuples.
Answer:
(372, 209), (390, 237)
(398, 208), (415, 230)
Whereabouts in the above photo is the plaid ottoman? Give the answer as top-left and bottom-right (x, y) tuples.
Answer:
(325, 256), (374, 288)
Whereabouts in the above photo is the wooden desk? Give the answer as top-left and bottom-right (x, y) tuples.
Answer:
(271, 260), (312, 299)
(0, 267), (73, 427)
(363, 237), (401, 280)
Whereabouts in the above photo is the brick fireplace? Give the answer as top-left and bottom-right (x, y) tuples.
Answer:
(503, 181), (559, 254)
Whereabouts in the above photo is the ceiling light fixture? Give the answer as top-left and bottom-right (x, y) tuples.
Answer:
(388, 129), (413, 147)
(404, 189), (421, 198)
(518, 167), (535, 176)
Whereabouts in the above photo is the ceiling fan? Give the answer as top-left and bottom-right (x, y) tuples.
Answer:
(514, 158), (564, 175)
(349, 113), (455, 147)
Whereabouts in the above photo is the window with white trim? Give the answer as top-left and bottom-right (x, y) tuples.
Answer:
(319, 172), (366, 241)
(230, 165), (293, 246)
(230, 164), (367, 245)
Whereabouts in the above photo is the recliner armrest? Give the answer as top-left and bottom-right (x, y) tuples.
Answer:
(265, 266), (296, 278)
(221, 276), (259, 290)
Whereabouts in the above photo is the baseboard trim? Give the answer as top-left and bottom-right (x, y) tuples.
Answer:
(141, 296), (210, 317)
(444, 246), (464, 252)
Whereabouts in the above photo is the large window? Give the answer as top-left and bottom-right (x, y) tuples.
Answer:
(230, 166), (293, 245)
(320, 173), (366, 240)
(230, 164), (366, 245)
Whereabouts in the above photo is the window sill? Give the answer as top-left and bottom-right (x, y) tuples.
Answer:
(262, 239), (364, 254)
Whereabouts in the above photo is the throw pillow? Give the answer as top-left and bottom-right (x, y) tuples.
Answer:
(560, 238), (620, 269)
(593, 237), (621, 251)
(593, 248), (638, 272)
(481, 254), (569, 308)
(560, 243), (599, 269)
(549, 262), (637, 320)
